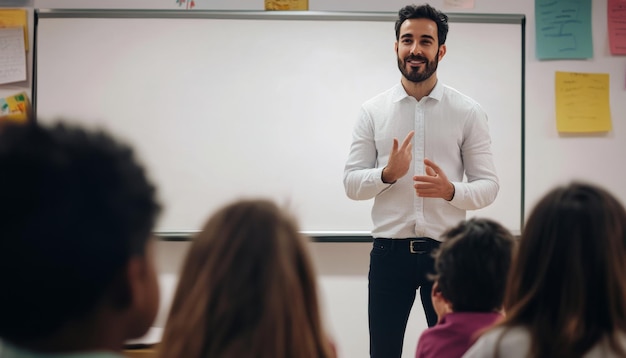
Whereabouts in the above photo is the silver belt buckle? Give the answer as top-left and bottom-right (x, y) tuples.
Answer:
(410, 239), (427, 254)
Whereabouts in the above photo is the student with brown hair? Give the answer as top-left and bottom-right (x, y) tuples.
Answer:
(0, 121), (161, 357)
(464, 182), (626, 358)
(158, 199), (336, 358)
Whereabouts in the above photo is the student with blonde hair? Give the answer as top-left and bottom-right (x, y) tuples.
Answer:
(464, 182), (626, 358)
(158, 199), (336, 358)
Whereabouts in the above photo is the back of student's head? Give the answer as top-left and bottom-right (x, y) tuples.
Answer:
(435, 218), (515, 312)
(0, 121), (161, 344)
(159, 199), (334, 358)
(502, 181), (626, 357)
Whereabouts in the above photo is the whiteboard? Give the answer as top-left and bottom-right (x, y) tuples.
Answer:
(34, 11), (523, 236)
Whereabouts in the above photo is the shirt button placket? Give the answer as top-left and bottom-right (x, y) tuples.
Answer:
(414, 103), (425, 236)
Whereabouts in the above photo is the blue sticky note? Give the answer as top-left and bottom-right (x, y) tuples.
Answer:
(535, 0), (593, 60)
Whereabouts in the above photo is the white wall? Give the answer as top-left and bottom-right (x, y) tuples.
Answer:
(5, 0), (625, 357)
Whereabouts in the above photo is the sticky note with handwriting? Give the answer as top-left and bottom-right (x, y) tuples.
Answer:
(0, 9), (28, 51)
(0, 27), (26, 85)
(536, 0), (593, 59)
(608, 0), (626, 55)
(555, 71), (611, 133)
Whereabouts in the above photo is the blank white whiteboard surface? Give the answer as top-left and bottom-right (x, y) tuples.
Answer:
(35, 12), (523, 235)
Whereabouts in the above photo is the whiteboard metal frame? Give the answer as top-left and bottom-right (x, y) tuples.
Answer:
(35, 9), (524, 24)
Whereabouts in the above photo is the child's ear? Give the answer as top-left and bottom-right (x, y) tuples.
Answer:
(124, 242), (160, 339)
(432, 281), (442, 295)
(431, 281), (452, 323)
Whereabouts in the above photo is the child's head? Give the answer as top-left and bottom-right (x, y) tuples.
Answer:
(159, 199), (334, 358)
(0, 122), (161, 347)
(434, 218), (516, 312)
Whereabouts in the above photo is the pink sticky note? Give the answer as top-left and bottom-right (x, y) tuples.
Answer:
(608, 0), (626, 55)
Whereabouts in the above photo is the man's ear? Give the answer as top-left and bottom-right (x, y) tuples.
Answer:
(437, 44), (447, 61)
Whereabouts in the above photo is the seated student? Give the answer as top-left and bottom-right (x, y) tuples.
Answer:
(464, 182), (626, 358)
(415, 218), (516, 358)
(158, 199), (336, 358)
(0, 122), (161, 357)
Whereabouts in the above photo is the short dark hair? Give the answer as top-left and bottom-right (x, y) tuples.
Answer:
(434, 218), (515, 312)
(395, 4), (449, 46)
(0, 122), (160, 342)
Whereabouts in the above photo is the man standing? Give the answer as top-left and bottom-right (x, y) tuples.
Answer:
(343, 4), (499, 358)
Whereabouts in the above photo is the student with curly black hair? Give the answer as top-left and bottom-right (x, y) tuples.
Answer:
(0, 121), (161, 358)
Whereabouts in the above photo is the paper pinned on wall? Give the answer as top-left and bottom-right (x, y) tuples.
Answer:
(555, 71), (611, 133)
(444, 0), (475, 10)
(0, 27), (27, 85)
(0, 9), (28, 51)
(608, 0), (626, 55)
(535, 0), (593, 60)
(265, 0), (308, 11)
(0, 91), (30, 123)
(175, 0), (195, 10)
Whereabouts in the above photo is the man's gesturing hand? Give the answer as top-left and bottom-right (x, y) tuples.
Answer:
(413, 158), (455, 201)
(382, 131), (415, 184)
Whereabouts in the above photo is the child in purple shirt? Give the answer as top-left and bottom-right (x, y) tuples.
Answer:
(415, 218), (516, 358)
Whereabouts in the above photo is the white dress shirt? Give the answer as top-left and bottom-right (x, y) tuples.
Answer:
(343, 81), (499, 240)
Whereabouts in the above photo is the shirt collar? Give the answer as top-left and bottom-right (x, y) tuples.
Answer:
(391, 79), (444, 103)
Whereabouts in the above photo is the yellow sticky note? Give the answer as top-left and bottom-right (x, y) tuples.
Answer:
(555, 71), (611, 133)
(0, 92), (30, 123)
(0, 9), (28, 51)
(265, 0), (308, 11)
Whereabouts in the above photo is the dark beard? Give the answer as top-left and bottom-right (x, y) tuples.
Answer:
(397, 50), (439, 83)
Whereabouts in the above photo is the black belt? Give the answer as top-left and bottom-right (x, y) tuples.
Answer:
(374, 237), (440, 254)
